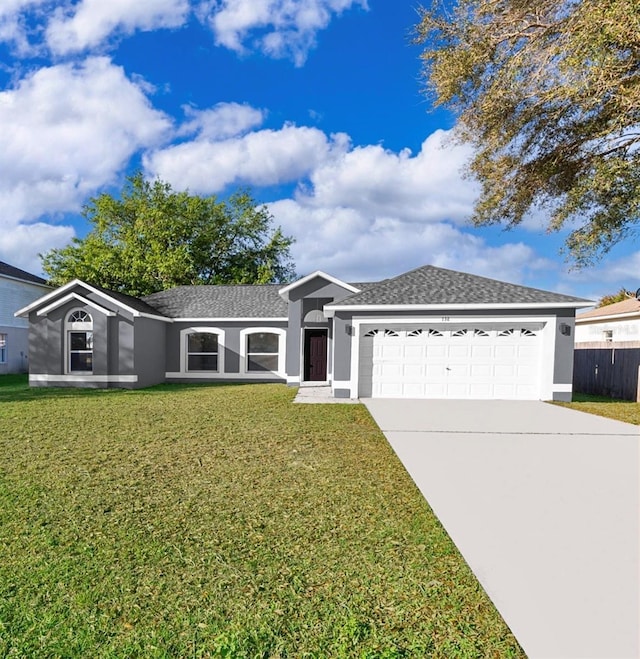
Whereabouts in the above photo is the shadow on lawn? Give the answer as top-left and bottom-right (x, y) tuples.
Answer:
(0, 375), (268, 404)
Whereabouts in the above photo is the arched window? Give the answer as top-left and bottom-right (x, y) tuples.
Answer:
(66, 309), (93, 373)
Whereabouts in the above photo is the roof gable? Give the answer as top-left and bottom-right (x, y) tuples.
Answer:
(15, 279), (169, 320)
(326, 265), (590, 309)
(278, 271), (360, 300)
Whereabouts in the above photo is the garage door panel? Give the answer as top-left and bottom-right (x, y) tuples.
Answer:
(404, 364), (423, 378)
(469, 383), (493, 398)
(404, 345), (424, 360)
(449, 345), (470, 359)
(471, 363), (492, 377)
(495, 345), (517, 359)
(426, 345), (447, 358)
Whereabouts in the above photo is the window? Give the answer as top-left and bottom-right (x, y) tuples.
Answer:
(67, 309), (93, 373)
(247, 332), (279, 372)
(452, 329), (469, 337)
(187, 332), (219, 371)
(364, 329), (399, 337)
(0, 334), (6, 364)
(473, 329), (489, 337)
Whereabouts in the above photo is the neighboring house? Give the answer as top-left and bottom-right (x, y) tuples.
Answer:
(15, 265), (589, 401)
(573, 296), (640, 401)
(575, 297), (640, 345)
(0, 261), (51, 374)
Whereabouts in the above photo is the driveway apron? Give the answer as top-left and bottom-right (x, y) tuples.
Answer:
(364, 399), (640, 659)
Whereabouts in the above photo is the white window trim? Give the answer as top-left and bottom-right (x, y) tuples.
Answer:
(240, 327), (286, 378)
(179, 327), (225, 375)
(65, 308), (94, 375)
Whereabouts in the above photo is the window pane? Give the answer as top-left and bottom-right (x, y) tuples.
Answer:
(70, 332), (92, 350)
(188, 333), (218, 353)
(248, 354), (278, 372)
(188, 354), (218, 371)
(248, 332), (278, 354)
(70, 352), (92, 371)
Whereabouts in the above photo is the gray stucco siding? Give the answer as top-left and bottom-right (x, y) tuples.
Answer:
(133, 317), (166, 388)
(285, 298), (303, 379)
(165, 320), (287, 378)
(287, 279), (356, 302)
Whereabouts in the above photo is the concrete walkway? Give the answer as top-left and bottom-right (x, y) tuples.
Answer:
(293, 384), (359, 404)
(364, 399), (640, 659)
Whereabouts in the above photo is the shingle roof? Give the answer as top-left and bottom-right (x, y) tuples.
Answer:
(577, 297), (640, 320)
(143, 285), (287, 318)
(87, 283), (169, 317)
(0, 261), (48, 286)
(328, 265), (589, 306)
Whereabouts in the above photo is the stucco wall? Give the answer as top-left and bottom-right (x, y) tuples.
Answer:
(27, 291), (138, 388)
(134, 317), (166, 388)
(165, 320), (287, 381)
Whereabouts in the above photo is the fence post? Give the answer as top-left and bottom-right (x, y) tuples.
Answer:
(636, 365), (640, 403)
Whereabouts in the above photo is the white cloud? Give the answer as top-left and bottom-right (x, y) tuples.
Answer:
(199, 0), (368, 66)
(0, 0), (49, 53)
(0, 57), (171, 225)
(46, 0), (189, 54)
(145, 118), (546, 285)
(298, 129), (479, 224)
(0, 222), (75, 276)
(144, 121), (349, 193)
(268, 199), (550, 284)
(178, 102), (266, 140)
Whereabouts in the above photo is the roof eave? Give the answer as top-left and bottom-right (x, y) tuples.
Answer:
(576, 311), (640, 323)
(323, 301), (592, 317)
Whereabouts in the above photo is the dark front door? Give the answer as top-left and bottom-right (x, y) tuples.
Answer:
(304, 330), (328, 381)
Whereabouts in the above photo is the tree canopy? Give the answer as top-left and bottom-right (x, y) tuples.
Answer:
(415, 0), (640, 266)
(596, 288), (633, 307)
(41, 174), (295, 296)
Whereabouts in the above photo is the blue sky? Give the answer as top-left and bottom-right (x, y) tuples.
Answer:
(0, 0), (637, 300)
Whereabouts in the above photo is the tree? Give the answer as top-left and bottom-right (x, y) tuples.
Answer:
(41, 174), (295, 296)
(415, 0), (640, 266)
(597, 288), (633, 307)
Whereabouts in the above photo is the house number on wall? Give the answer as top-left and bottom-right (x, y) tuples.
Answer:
(441, 316), (450, 322)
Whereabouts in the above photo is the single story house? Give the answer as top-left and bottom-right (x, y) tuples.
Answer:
(1, 261), (51, 374)
(575, 296), (640, 346)
(15, 264), (589, 401)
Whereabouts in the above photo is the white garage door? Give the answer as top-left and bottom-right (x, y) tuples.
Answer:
(358, 326), (542, 399)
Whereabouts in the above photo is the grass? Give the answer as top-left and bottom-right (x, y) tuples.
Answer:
(0, 375), (523, 658)
(555, 392), (640, 425)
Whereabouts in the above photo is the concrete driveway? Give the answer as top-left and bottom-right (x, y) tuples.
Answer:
(363, 399), (640, 659)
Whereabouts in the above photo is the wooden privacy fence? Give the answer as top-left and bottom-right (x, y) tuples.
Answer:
(573, 343), (640, 401)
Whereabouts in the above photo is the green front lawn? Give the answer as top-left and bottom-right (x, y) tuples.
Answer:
(0, 376), (523, 658)
(555, 392), (640, 425)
